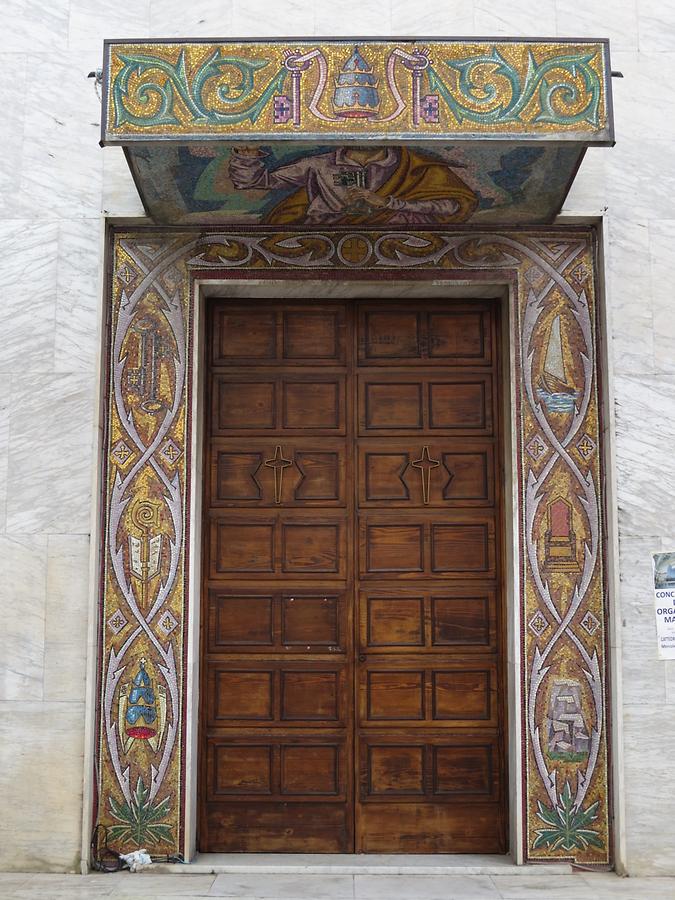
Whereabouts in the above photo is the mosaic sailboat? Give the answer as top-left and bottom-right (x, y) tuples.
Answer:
(537, 315), (578, 413)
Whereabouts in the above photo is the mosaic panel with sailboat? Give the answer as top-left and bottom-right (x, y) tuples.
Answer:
(537, 313), (580, 414)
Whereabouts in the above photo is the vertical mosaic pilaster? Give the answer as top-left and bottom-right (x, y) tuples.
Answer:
(97, 228), (609, 864)
(516, 241), (608, 863)
(98, 237), (194, 856)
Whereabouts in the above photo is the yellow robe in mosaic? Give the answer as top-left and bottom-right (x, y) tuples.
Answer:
(264, 148), (478, 226)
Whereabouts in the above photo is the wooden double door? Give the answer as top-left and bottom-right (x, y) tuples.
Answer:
(200, 298), (506, 853)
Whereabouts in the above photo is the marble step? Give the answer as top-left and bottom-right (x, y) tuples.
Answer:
(152, 853), (574, 876)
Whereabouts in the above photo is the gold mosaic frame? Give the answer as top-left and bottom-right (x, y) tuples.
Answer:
(95, 226), (610, 865)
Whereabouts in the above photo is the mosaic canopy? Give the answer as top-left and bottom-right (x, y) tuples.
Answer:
(101, 38), (614, 226)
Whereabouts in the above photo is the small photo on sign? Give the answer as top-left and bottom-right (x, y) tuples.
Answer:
(653, 551), (675, 589)
(652, 552), (675, 660)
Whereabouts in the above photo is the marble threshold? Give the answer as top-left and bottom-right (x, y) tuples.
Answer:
(152, 853), (574, 876)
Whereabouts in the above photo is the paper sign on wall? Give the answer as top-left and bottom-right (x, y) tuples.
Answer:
(652, 552), (675, 659)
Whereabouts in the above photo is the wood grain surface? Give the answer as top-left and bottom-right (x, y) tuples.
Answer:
(200, 300), (507, 853)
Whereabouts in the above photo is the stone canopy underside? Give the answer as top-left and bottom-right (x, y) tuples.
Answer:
(101, 38), (614, 226)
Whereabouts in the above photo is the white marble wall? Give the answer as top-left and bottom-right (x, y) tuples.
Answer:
(0, 0), (672, 876)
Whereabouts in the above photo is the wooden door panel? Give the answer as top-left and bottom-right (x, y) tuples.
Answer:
(356, 802), (505, 853)
(205, 731), (352, 851)
(366, 743), (425, 795)
(282, 670), (341, 721)
(352, 298), (504, 854)
(209, 591), (274, 647)
(433, 743), (496, 797)
(426, 311), (491, 364)
(363, 594), (425, 649)
(212, 374), (346, 435)
(202, 300), (353, 853)
(358, 304), (492, 366)
(359, 374), (492, 435)
(210, 519), (276, 574)
(209, 668), (275, 722)
(207, 740), (348, 799)
(359, 588), (496, 654)
(430, 380), (489, 431)
(356, 733), (504, 853)
(212, 304), (346, 366)
(359, 513), (496, 579)
(361, 380), (423, 430)
(202, 297), (505, 854)
(209, 513), (348, 580)
(358, 660), (498, 728)
(207, 588), (346, 653)
(283, 379), (344, 430)
(210, 438), (347, 508)
(431, 593), (494, 649)
(361, 520), (424, 574)
(359, 735), (501, 802)
(214, 377), (277, 431)
(281, 744), (342, 795)
(207, 662), (348, 727)
(208, 741), (274, 796)
(283, 523), (342, 574)
(282, 593), (342, 648)
(432, 521), (494, 574)
(359, 439), (494, 507)
(204, 801), (352, 852)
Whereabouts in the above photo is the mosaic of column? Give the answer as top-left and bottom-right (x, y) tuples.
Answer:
(98, 227), (609, 864)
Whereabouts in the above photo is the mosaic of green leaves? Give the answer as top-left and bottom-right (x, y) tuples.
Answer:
(533, 782), (603, 853)
(108, 778), (173, 848)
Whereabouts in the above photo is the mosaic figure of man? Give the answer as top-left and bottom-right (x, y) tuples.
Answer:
(228, 145), (478, 226)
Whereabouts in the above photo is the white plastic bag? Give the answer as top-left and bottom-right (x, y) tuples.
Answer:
(120, 848), (152, 872)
